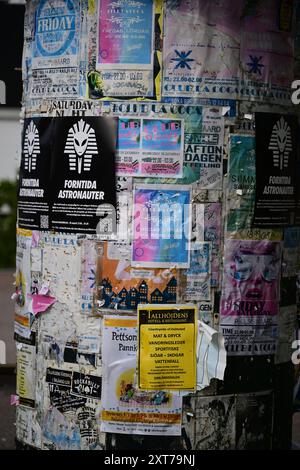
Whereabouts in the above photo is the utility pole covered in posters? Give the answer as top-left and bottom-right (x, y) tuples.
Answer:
(14, 0), (300, 450)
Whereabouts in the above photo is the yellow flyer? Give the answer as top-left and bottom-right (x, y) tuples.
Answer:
(138, 305), (197, 391)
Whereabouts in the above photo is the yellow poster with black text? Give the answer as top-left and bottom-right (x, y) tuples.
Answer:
(138, 305), (197, 391)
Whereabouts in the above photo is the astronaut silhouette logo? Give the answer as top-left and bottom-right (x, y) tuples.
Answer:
(23, 120), (40, 173)
(268, 116), (292, 171)
(64, 119), (98, 174)
(254, 112), (298, 227)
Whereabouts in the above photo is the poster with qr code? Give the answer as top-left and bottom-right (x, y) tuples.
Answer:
(18, 117), (117, 233)
(17, 118), (52, 230)
(50, 116), (117, 234)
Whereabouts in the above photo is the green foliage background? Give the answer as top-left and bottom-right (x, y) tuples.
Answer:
(0, 180), (17, 268)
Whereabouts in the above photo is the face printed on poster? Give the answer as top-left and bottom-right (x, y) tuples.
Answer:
(222, 240), (281, 310)
(220, 239), (282, 356)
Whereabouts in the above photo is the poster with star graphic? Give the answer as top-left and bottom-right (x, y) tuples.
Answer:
(17, 118), (53, 230)
(162, 0), (241, 99)
(162, 0), (293, 104)
(50, 116), (117, 234)
(253, 113), (298, 227)
(240, 0), (294, 90)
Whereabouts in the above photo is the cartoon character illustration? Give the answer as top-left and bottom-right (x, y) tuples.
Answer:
(150, 391), (170, 405)
(120, 382), (135, 402)
(88, 70), (105, 99)
(118, 372), (170, 406)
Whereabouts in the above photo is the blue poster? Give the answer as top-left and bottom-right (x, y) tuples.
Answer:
(132, 184), (191, 268)
(118, 118), (141, 150)
(98, 0), (154, 67)
(33, 0), (79, 66)
(186, 242), (210, 275)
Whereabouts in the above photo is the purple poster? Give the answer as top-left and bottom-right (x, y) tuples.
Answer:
(132, 184), (191, 268)
(98, 0), (154, 68)
(141, 118), (184, 177)
(116, 117), (141, 175)
(116, 117), (184, 178)
(220, 239), (282, 356)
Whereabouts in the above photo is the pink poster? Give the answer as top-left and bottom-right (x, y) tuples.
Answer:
(140, 118), (184, 177)
(162, 0), (241, 98)
(220, 239), (282, 356)
(221, 239), (281, 317)
(162, 0), (292, 103)
(97, 0), (154, 68)
(116, 117), (184, 178)
(240, 0), (294, 87)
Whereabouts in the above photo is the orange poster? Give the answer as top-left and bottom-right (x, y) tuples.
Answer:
(96, 242), (178, 311)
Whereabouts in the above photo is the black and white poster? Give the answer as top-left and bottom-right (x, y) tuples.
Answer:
(17, 118), (53, 230)
(46, 368), (87, 413)
(17, 117), (117, 234)
(236, 391), (273, 450)
(253, 113), (298, 227)
(71, 372), (102, 399)
(183, 395), (236, 450)
(50, 117), (117, 233)
(183, 392), (273, 450)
